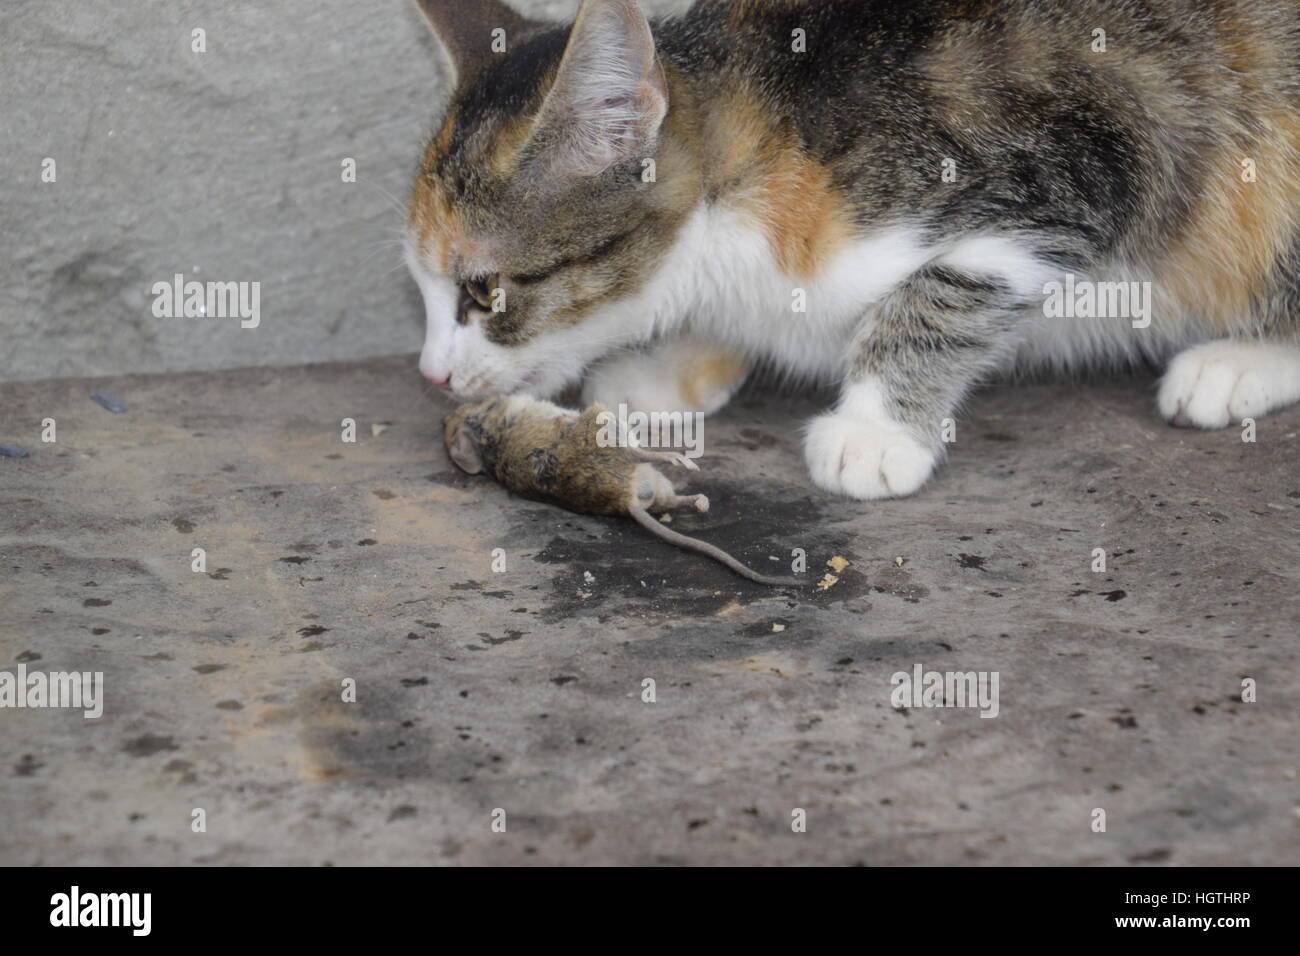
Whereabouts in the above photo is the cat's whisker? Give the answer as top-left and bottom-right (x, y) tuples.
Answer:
(358, 245), (405, 272)
(358, 180), (410, 221)
(377, 259), (412, 280)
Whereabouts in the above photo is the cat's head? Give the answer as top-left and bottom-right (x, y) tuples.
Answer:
(407, 0), (696, 400)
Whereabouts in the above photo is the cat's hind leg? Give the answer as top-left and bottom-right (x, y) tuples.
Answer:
(1157, 339), (1300, 429)
(582, 335), (750, 417)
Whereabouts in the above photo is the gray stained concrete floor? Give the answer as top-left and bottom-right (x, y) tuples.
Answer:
(1, 355), (1297, 866)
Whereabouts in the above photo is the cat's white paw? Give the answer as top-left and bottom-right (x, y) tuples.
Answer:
(804, 410), (936, 500)
(1158, 340), (1300, 429)
(583, 338), (748, 416)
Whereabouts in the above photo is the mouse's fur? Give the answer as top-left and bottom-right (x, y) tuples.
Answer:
(443, 394), (687, 515)
(443, 395), (803, 586)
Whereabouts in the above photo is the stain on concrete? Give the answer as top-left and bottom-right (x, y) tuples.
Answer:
(122, 735), (179, 757)
(2, 358), (1296, 865)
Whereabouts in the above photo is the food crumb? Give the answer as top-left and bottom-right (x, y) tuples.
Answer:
(816, 574), (839, 590)
(582, 571), (595, 585)
(371, 422), (390, 437)
(894, 556), (905, 567)
(772, 623), (786, 633)
(827, 555), (849, 573)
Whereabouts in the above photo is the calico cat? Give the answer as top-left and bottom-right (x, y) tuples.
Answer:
(405, 0), (1300, 499)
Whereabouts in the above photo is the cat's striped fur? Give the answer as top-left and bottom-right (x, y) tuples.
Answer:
(407, 0), (1300, 498)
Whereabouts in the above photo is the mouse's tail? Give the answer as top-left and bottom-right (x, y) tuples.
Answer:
(629, 500), (807, 587)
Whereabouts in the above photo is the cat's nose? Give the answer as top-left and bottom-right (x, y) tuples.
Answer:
(424, 372), (452, 391)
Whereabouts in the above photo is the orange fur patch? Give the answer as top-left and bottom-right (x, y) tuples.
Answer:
(433, 114), (455, 155)
(487, 115), (534, 178)
(753, 146), (854, 278)
(1158, 111), (1300, 328)
(677, 350), (749, 408)
(408, 172), (462, 274)
(1144, 10), (1300, 329)
(708, 89), (853, 279)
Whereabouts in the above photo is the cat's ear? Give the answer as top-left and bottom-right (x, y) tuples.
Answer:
(529, 0), (669, 177)
(414, 0), (536, 85)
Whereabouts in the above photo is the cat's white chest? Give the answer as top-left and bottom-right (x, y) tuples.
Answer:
(649, 204), (931, 377)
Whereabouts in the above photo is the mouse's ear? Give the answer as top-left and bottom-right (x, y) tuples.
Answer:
(447, 426), (484, 474)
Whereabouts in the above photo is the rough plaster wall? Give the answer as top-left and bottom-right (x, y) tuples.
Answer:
(0, 0), (687, 382)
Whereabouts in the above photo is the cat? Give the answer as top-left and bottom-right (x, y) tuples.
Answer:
(405, 0), (1300, 499)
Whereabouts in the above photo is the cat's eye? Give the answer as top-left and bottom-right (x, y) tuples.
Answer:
(464, 276), (495, 309)
(457, 275), (497, 325)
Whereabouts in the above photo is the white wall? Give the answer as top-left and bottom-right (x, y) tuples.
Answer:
(0, 0), (685, 381)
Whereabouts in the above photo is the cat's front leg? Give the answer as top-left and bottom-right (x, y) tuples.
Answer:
(805, 379), (940, 499)
(806, 261), (1033, 499)
(582, 335), (750, 417)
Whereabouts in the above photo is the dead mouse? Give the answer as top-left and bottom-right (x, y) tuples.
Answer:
(443, 395), (803, 587)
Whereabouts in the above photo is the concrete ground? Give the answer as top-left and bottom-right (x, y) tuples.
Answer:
(1, 355), (1297, 866)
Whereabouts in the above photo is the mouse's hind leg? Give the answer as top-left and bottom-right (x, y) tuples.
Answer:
(669, 493), (709, 513)
(627, 446), (699, 471)
(636, 464), (709, 514)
